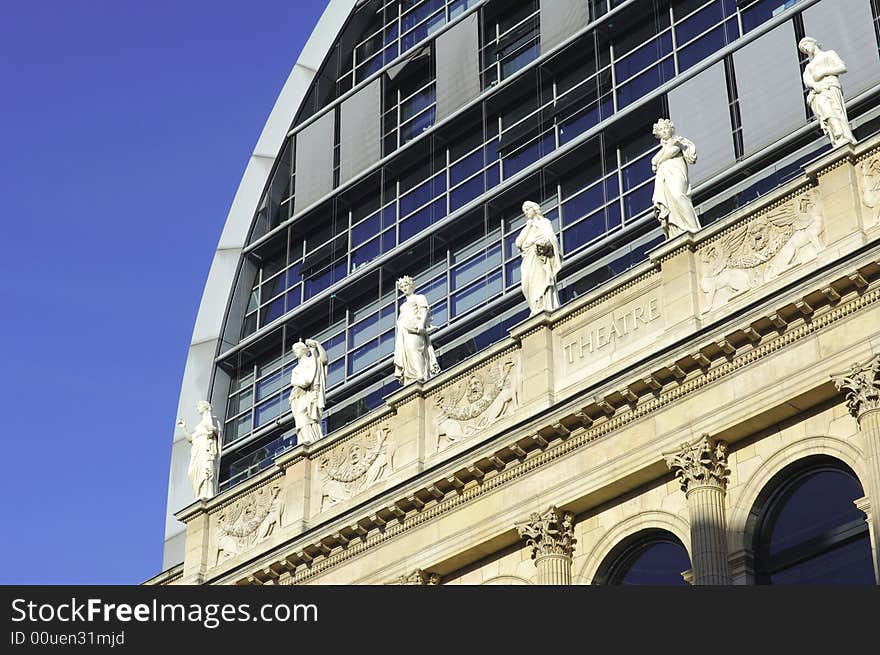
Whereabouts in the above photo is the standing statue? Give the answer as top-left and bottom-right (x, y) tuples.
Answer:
(651, 118), (701, 239)
(289, 338), (328, 445)
(393, 275), (440, 385)
(515, 201), (562, 316)
(176, 401), (220, 501)
(799, 37), (857, 148)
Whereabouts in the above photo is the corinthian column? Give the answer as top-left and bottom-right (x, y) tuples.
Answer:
(516, 506), (576, 585)
(664, 434), (732, 585)
(833, 354), (880, 582)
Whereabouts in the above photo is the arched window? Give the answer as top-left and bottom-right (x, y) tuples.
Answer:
(752, 457), (873, 585)
(595, 529), (691, 585)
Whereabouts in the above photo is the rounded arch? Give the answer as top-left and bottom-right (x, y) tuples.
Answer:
(728, 434), (868, 555)
(576, 510), (692, 585)
(482, 575), (533, 585)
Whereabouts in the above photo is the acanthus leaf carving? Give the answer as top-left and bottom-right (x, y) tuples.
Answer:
(700, 190), (824, 312)
(664, 434), (729, 493)
(319, 426), (393, 511)
(516, 505), (576, 560)
(435, 359), (518, 452)
(215, 484), (284, 566)
(832, 354), (880, 420)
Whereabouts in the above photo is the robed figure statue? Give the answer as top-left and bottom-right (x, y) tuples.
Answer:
(176, 401), (220, 501)
(515, 200), (562, 316)
(289, 338), (328, 445)
(799, 37), (857, 148)
(393, 275), (440, 385)
(651, 118), (701, 239)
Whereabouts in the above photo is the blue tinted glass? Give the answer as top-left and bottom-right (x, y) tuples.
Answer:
(623, 184), (653, 220)
(450, 174), (485, 211)
(615, 541), (691, 585)
(503, 132), (554, 177)
(607, 201), (622, 229)
(381, 226), (396, 252)
(615, 32), (673, 83)
(678, 24), (725, 72)
(322, 332), (346, 361)
(617, 58), (675, 108)
(254, 395), (282, 427)
(400, 205), (432, 241)
(769, 538), (874, 585)
(451, 271), (501, 317)
(676, 1), (724, 44)
(452, 251), (487, 290)
(400, 180), (432, 217)
(767, 470), (865, 557)
(379, 330), (396, 358)
(256, 369), (283, 401)
(562, 182), (605, 224)
(352, 237), (381, 270)
(432, 300), (448, 327)
(304, 259), (346, 299)
(484, 138), (500, 163)
(505, 260), (521, 287)
(563, 210), (606, 253)
(418, 276), (447, 305)
(486, 162), (500, 190)
(352, 211), (381, 245)
(262, 296), (285, 324)
(349, 338), (379, 375)
(382, 204), (397, 229)
(401, 88), (435, 122)
(349, 312), (379, 349)
(431, 171), (446, 195)
(285, 287), (301, 312)
(451, 149), (483, 186)
(401, 106), (435, 143)
(621, 152), (653, 192)
(605, 174), (620, 200)
(559, 104), (600, 145)
(504, 232), (520, 259)
(379, 304), (397, 332)
(741, 0), (784, 33)
(327, 359), (345, 387)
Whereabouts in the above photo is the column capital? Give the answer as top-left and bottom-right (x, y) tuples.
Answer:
(516, 505), (576, 560)
(832, 354), (880, 421)
(664, 434), (730, 493)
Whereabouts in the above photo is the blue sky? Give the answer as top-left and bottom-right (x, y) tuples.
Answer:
(0, 0), (328, 584)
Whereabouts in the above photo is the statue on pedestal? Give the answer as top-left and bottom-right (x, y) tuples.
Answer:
(289, 338), (328, 445)
(177, 401), (220, 501)
(393, 275), (440, 385)
(799, 37), (857, 148)
(515, 201), (561, 316)
(651, 118), (701, 239)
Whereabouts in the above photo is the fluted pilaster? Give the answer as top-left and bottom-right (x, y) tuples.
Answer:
(664, 434), (732, 585)
(516, 506), (576, 585)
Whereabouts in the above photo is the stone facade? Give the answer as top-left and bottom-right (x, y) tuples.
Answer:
(162, 134), (880, 586)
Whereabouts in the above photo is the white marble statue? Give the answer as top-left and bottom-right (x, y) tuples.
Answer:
(289, 338), (328, 445)
(393, 275), (440, 385)
(515, 201), (562, 315)
(799, 37), (857, 148)
(651, 118), (702, 239)
(176, 401), (220, 501)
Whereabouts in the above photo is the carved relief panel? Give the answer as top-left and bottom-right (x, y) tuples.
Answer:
(428, 357), (519, 455)
(699, 189), (824, 312)
(316, 425), (394, 512)
(858, 154), (880, 226)
(214, 482), (284, 566)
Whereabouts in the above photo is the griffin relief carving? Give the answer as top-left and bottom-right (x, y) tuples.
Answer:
(700, 191), (824, 312)
(215, 484), (284, 566)
(859, 155), (880, 225)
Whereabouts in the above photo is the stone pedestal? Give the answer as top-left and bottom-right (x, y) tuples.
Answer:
(664, 434), (732, 585)
(516, 506), (576, 585)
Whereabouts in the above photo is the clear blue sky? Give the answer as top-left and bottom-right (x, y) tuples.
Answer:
(0, 0), (328, 584)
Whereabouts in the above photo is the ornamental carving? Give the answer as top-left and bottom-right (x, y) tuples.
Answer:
(832, 354), (880, 419)
(318, 426), (392, 511)
(390, 569), (441, 585)
(700, 191), (824, 312)
(215, 484), (284, 565)
(435, 360), (518, 452)
(859, 155), (880, 225)
(516, 506), (576, 560)
(664, 434), (729, 493)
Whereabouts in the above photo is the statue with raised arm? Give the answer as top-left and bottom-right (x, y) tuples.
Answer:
(651, 118), (701, 239)
(515, 201), (562, 316)
(176, 401), (220, 501)
(799, 37), (857, 148)
(289, 338), (328, 445)
(393, 275), (440, 386)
